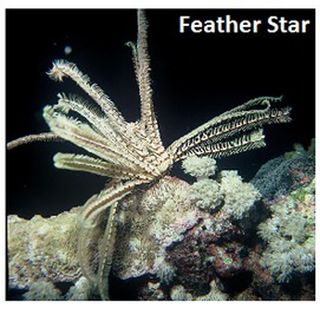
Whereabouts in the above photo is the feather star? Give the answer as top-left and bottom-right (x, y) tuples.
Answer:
(7, 10), (291, 300)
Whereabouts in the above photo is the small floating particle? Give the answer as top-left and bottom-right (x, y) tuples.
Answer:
(64, 45), (72, 55)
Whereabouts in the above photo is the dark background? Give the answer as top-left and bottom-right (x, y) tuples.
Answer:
(6, 9), (315, 219)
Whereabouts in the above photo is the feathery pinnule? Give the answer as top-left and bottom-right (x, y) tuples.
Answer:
(167, 97), (291, 162)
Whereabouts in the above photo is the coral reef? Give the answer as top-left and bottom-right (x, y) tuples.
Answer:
(183, 156), (261, 219)
(22, 280), (63, 301)
(7, 157), (260, 300)
(190, 178), (222, 210)
(8, 208), (81, 290)
(220, 170), (261, 220)
(112, 176), (206, 280)
(251, 139), (315, 200)
(66, 277), (93, 300)
(7, 9), (295, 300)
(7, 151), (315, 300)
(182, 156), (217, 179)
(170, 280), (229, 301)
(139, 282), (165, 300)
(8, 176), (205, 299)
(258, 180), (315, 283)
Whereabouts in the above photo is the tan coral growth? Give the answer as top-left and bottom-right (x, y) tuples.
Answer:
(22, 279), (63, 300)
(8, 208), (81, 289)
(113, 176), (208, 280)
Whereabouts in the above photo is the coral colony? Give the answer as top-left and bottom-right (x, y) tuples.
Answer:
(7, 10), (314, 300)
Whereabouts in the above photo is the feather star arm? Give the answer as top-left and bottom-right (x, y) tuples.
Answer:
(167, 97), (291, 162)
(136, 10), (165, 153)
(97, 201), (119, 300)
(54, 93), (115, 138)
(6, 132), (61, 150)
(47, 59), (127, 132)
(54, 93), (152, 161)
(80, 179), (146, 223)
(43, 105), (159, 178)
(176, 128), (267, 160)
(77, 179), (146, 285)
(53, 153), (151, 180)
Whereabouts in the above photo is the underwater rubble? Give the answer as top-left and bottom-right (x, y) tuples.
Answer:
(7, 141), (315, 300)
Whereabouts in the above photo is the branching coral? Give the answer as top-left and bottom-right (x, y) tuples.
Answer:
(220, 170), (261, 220)
(190, 179), (222, 210)
(258, 180), (315, 283)
(183, 156), (261, 220)
(182, 156), (222, 209)
(182, 156), (217, 179)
